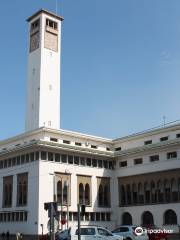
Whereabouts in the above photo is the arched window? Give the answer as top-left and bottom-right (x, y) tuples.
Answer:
(151, 181), (156, 203)
(79, 183), (84, 204)
(164, 210), (177, 225)
(164, 179), (171, 202)
(157, 180), (164, 202)
(144, 182), (150, 204)
(122, 212), (132, 225)
(85, 184), (90, 205)
(104, 184), (110, 206)
(63, 183), (67, 204)
(171, 179), (178, 202)
(142, 211), (154, 225)
(132, 183), (137, 204)
(57, 181), (62, 203)
(98, 185), (104, 206)
(138, 183), (144, 204)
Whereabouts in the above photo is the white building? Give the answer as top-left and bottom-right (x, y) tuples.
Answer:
(0, 9), (180, 238)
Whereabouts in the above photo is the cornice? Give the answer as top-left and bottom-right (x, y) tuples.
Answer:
(115, 138), (180, 157)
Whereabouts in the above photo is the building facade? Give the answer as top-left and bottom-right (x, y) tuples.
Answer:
(0, 9), (180, 237)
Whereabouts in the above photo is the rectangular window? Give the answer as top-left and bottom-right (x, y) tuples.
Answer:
(109, 161), (113, 169)
(31, 19), (40, 31)
(26, 154), (30, 163)
(80, 157), (85, 166)
(55, 153), (61, 162)
(86, 158), (91, 166)
(144, 140), (152, 145)
(62, 155), (67, 163)
(21, 155), (25, 164)
(41, 151), (47, 160)
(68, 155), (73, 164)
(50, 137), (58, 142)
(90, 212), (95, 221)
(98, 160), (103, 168)
(35, 152), (39, 161)
(8, 158), (12, 167)
(160, 136), (168, 142)
(106, 213), (111, 221)
(46, 18), (58, 30)
(101, 213), (105, 221)
(17, 173), (28, 206)
(167, 152), (177, 159)
(17, 156), (20, 165)
(75, 142), (82, 146)
(91, 145), (97, 149)
(12, 212), (15, 221)
(150, 155), (159, 162)
(3, 176), (13, 208)
(4, 160), (7, 168)
(119, 161), (127, 167)
(24, 211), (28, 221)
(92, 159), (97, 167)
(176, 133), (180, 138)
(115, 147), (121, 151)
(134, 158), (143, 165)
(30, 153), (34, 162)
(12, 157), (16, 166)
(96, 213), (100, 221)
(20, 212), (23, 221)
(15, 212), (19, 221)
(63, 140), (70, 144)
(73, 212), (77, 221)
(103, 160), (108, 169)
(0, 161), (3, 169)
(74, 156), (79, 165)
(48, 152), (54, 161)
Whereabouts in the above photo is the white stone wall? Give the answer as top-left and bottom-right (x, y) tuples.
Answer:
(38, 161), (115, 234)
(0, 161), (39, 235)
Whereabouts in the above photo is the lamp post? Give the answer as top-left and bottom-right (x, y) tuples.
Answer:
(65, 169), (70, 229)
(49, 173), (63, 231)
(40, 223), (44, 235)
(49, 173), (56, 240)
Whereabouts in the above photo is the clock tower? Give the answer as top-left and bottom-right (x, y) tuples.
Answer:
(25, 9), (63, 132)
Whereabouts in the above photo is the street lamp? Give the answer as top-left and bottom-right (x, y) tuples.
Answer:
(40, 224), (44, 235)
(49, 173), (63, 230)
(65, 169), (70, 229)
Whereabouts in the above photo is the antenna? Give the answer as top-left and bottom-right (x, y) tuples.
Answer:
(163, 115), (166, 127)
(55, 0), (58, 15)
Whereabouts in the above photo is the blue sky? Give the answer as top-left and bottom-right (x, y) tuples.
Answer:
(1, 0), (180, 140)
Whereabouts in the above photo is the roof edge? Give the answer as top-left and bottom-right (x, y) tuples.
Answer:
(27, 9), (64, 22)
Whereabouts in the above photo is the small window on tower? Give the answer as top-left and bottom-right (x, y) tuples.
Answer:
(31, 19), (40, 32)
(46, 18), (58, 30)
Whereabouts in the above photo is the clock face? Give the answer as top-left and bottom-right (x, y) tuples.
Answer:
(30, 32), (40, 52)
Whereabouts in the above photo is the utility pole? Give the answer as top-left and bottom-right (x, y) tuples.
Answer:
(50, 203), (53, 240)
(67, 181), (69, 228)
(77, 203), (81, 240)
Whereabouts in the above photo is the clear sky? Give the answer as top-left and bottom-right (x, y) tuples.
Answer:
(1, 0), (180, 140)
